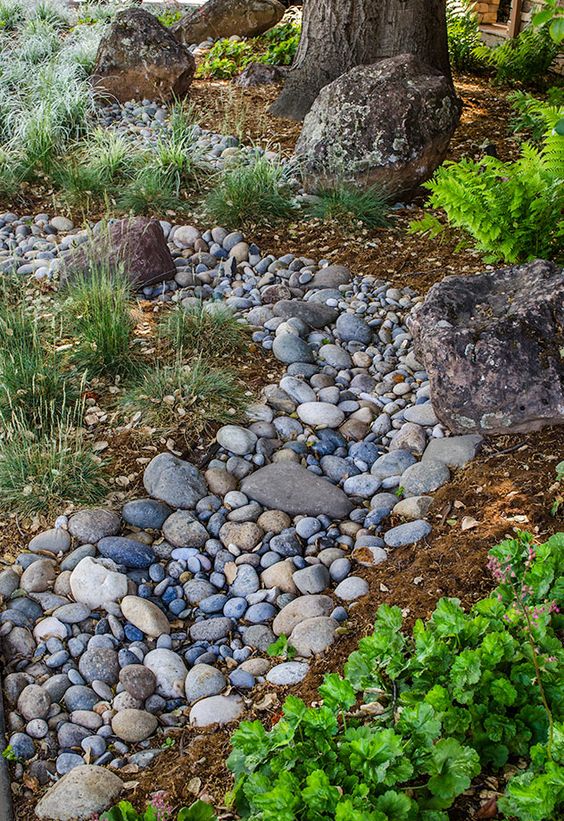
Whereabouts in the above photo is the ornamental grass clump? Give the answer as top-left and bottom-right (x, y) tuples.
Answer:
(159, 302), (249, 360)
(306, 183), (390, 229)
(0, 410), (107, 517)
(205, 155), (295, 228)
(63, 263), (141, 379)
(116, 163), (188, 216)
(0, 300), (77, 432)
(122, 356), (247, 438)
(228, 531), (563, 821)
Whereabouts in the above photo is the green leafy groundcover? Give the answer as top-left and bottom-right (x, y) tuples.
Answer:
(227, 532), (564, 820)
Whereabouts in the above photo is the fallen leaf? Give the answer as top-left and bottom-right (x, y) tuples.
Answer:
(187, 776), (201, 794)
(461, 516), (479, 531)
(475, 797), (499, 818)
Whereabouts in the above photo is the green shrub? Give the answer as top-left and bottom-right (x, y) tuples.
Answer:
(261, 20), (301, 66)
(228, 531), (563, 821)
(159, 302), (249, 359)
(59, 128), (136, 198)
(509, 88), (564, 140)
(205, 156), (295, 228)
(306, 184), (390, 229)
(122, 356), (247, 437)
(412, 120), (564, 262)
(532, 0), (564, 45)
(196, 39), (256, 79)
(0, 414), (106, 517)
(475, 26), (559, 86)
(64, 263), (140, 379)
(446, 0), (485, 72)
(196, 21), (301, 78)
(156, 9), (183, 28)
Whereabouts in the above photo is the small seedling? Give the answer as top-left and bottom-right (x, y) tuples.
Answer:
(161, 736), (176, 751)
(2, 745), (17, 761)
(267, 634), (297, 660)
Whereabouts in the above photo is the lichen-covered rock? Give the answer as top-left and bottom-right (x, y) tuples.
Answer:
(295, 54), (461, 200)
(408, 260), (564, 434)
(92, 9), (195, 103)
(173, 0), (285, 45)
(62, 218), (176, 289)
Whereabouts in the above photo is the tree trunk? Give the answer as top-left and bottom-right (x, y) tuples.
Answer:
(271, 0), (451, 121)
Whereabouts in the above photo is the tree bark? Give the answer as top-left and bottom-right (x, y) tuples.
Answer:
(270, 0), (451, 121)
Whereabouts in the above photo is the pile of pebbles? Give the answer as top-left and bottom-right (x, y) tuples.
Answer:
(97, 98), (280, 170)
(0, 213), (483, 799)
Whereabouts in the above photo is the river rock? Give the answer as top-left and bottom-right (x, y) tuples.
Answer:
(185, 664), (227, 703)
(35, 765), (123, 820)
(144, 649), (187, 698)
(266, 661), (309, 685)
(273, 594), (333, 636)
(29, 528), (71, 555)
(384, 519), (432, 547)
(289, 616), (337, 657)
(68, 509), (120, 544)
(69, 557), (128, 610)
(400, 460), (450, 496)
(111, 709), (158, 743)
(422, 435), (483, 467)
(241, 463), (353, 518)
(143, 453), (207, 509)
(297, 402), (345, 428)
(120, 596), (170, 638)
(188, 693), (244, 727)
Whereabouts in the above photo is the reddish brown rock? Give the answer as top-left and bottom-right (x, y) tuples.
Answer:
(92, 9), (195, 103)
(173, 0), (285, 45)
(294, 54), (461, 200)
(62, 218), (176, 289)
(408, 260), (564, 435)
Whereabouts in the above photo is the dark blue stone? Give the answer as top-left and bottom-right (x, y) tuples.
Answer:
(122, 499), (171, 530)
(162, 586), (178, 605)
(200, 594), (228, 614)
(223, 597), (247, 619)
(349, 441), (382, 466)
(137, 584), (153, 599)
(118, 649), (141, 667)
(149, 564), (165, 583)
(97, 537), (155, 569)
(229, 669), (255, 689)
(168, 598), (186, 616)
(124, 624), (144, 642)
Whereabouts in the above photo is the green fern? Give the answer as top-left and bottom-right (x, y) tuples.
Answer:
(419, 121), (564, 263)
(474, 27), (558, 86)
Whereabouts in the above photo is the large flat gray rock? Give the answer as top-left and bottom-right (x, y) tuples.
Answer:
(241, 463), (353, 518)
